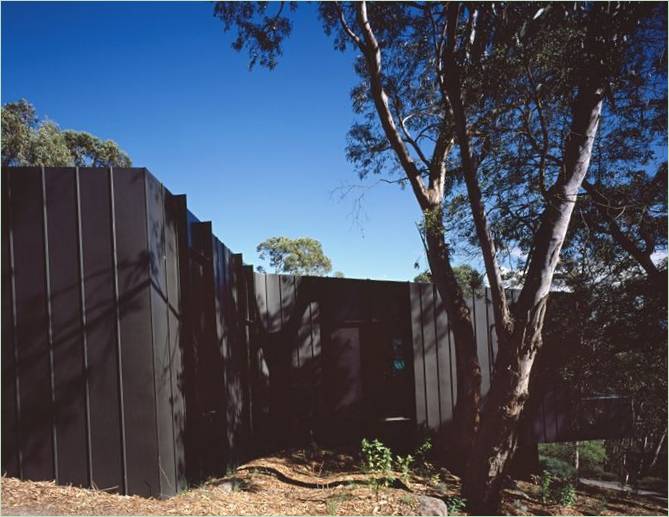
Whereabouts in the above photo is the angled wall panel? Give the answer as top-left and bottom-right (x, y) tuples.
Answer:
(9, 167), (54, 482)
(112, 168), (160, 497)
(78, 168), (124, 493)
(45, 168), (88, 487)
(2, 169), (19, 477)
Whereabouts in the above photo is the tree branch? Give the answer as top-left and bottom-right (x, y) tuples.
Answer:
(351, 0), (431, 209)
(439, 6), (512, 338)
(582, 179), (662, 278)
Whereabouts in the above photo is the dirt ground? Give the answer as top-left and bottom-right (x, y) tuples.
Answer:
(1, 449), (666, 516)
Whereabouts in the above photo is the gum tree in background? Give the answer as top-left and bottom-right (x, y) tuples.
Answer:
(256, 236), (335, 276)
(1, 99), (132, 167)
(214, 2), (665, 511)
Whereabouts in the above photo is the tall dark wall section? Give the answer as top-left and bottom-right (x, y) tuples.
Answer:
(1, 167), (189, 498)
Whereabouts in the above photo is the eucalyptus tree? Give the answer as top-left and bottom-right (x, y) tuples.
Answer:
(257, 236), (334, 276)
(2, 99), (132, 167)
(214, 2), (664, 511)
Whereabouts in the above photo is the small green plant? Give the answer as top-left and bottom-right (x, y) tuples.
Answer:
(361, 438), (393, 475)
(536, 471), (577, 506)
(538, 471), (553, 504)
(550, 478), (577, 507)
(361, 438), (394, 498)
(444, 495), (467, 514)
(415, 437), (432, 463)
(395, 454), (414, 482)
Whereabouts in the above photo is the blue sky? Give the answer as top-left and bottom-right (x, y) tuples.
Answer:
(2, 1), (439, 281)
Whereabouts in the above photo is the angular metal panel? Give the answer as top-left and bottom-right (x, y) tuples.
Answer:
(409, 283), (427, 428)
(1, 168), (19, 477)
(164, 193), (187, 492)
(10, 167), (55, 481)
(145, 174), (177, 497)
(433, 285), (454, 423)
(45, 168), (88, 487)
(79, 168), (124, 493)
(322, 326), (363, 444)
(265, 274), (282, 334)
(420, 284), (441, 429)
(112, 167), (159, 497)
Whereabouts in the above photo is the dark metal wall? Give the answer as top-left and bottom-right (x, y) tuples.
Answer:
(2, 167), (188, 497)
(2, 167), (631, 498)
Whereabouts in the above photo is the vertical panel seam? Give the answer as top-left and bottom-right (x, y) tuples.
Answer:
(41, 167), (59, 483)
(109, 167), (128, 494)
(75, 167), (94, 486)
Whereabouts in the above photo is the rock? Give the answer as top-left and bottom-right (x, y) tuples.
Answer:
(218, 479), (242, 492)
(416, 495), (449, 516)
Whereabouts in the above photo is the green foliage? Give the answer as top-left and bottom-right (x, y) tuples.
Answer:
(2, 99), (131, 167)
(256, 236), (333, 276)
(444, 495), (467, 514)
(538, 457), (576, 482)
(539, 441), (608, 478)
(536, 471), (577, 506)
(361, 438), (393, 476)
(360, 438), (394, 496)
(550, 478), (577, 507)
(395, 454), (413, 483)
(413, 264), (483, 295)
(414, 437), (432, 465)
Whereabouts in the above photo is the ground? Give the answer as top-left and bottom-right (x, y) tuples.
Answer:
(1, 449), (666, 516)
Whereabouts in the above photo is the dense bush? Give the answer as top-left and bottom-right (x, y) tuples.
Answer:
(539, 441), (609, 478)
(539, 456), (577, 480)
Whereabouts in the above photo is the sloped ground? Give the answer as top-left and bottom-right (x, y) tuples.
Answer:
(1, 449), (666, 516)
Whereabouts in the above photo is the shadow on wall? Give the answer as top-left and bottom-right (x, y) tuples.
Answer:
(246, 274), (418, 456)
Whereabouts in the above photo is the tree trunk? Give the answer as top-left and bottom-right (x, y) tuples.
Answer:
(423, 208), (482, 472)
(462, 81), (605, 513)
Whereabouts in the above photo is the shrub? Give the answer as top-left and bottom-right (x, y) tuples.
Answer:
(539, 456), (577, 480)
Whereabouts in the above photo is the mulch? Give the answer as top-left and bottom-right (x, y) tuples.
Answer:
(1, 450), (666, 516)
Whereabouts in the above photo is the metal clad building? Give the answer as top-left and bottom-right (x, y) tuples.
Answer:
(1, 167), (632, 497)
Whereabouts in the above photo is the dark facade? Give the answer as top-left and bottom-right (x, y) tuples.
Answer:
(1, 167), (631, 498)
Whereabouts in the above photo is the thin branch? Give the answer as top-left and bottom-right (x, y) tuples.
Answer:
(582, 179), (661, 278)
(352, 0), (431, 209)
